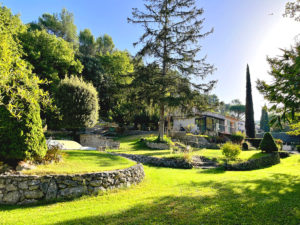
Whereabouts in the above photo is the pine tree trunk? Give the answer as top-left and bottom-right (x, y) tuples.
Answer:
(159, 104), (165, 142)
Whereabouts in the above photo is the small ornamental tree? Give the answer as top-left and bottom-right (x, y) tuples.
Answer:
(55, 76), (99, 133)
(259, 132), (278, 153)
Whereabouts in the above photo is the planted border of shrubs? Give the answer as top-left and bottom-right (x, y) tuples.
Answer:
(225, 152), (280, 171)
(229, 132), (245, 144)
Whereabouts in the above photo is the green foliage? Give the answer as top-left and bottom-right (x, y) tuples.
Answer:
(297, 145), (300, 152)
(245, 65), (255, 138)
(20, 29), (83, 90)
(245, 138), (262, 149)
(0, 6), (49, 162)
(229, 104), (245, 119)
(260, 106), (270, 132)
(43, 141), (64, 164)
(230, 131), (245, 144)
(55, 75), (99, 129)
(30, 8), (78, 43)
(221, 142), (242, 161)
(259, 132), (278, 153)
(242, 142), (249, 150)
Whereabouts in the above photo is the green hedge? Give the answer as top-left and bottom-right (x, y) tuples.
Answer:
(225, 153), (280, 171)
(260, 132), (278, 153)
(245, 138), (262, 149)
(0, 104), (47, 163)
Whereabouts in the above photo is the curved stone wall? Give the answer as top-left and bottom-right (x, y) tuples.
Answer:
(0, 164), (144, 205)
(116, 153), (192, 169)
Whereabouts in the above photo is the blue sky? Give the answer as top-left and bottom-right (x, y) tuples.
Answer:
(2, 0), (299, 120)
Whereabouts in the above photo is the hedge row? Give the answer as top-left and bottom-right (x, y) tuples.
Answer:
(245, 138), (262, 149)
(225, 152), (280, 171)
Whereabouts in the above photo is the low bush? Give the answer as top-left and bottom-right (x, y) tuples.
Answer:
(260, 132), (278, 153)
(242, 142), (249, 150)
(278, 151), (290, 158)
(230, 132), (245, 144)
(245, 138), (262, 149)
(42, 141), (64, 164)
(296, 145), (300, 152)
(221, 142), (241, 161)
(225, 152), (280, 171)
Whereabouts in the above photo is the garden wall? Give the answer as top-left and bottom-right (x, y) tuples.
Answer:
(115, 153), (192, 169)
(225, 153), (280, 171)
(80, 134), (120, 149)
(0, 164), (144, 205)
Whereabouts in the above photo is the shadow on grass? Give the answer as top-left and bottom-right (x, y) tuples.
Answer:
(197, 167), (226, 174)
(49, 173), (300, 225)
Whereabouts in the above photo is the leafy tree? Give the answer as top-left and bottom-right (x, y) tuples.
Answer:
(128, 0), (216, 141)
(96, 34), (115, 55)
(20, 29), (83, 91)
(79, 29), (96, 56)
(30, 8), (78, 43)
(55, 76), (99, 133)
(284, 0), (300, 21)
(245, 65), (255, 138)
(260, 106), (270, 132)
(0, 6), (50, 163)
(229, 105), (245, 120)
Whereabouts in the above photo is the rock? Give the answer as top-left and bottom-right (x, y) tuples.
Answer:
(24, 190), (44, 199)
(58, 186), (86, 198)
(29, 185), (40, 191)
(89, 180), (103, 187)
(6, 184), (17, 192)
(16, 161), (36, 172)
(28, 180), (40, 186)
(45, 179), (58, 200)
(0, 193), (3, 201)
(3, 191), (20, 204)
(62, 179), (78, 187)
(18, 181), (28, 190)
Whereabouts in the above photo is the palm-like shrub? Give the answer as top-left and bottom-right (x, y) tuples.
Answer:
(259, 132), (278, 153)
(55, 76), (99, 130)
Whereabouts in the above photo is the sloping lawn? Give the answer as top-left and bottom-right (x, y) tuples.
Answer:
(109, 135), (262, 162)
(1, 135), (299, 224)
(22, 150), (136, 175)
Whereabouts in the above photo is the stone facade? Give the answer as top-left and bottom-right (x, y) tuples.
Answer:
(80, 134), (120, 149)
(145, 142), (170, 150)
(115, 153), (192, 169)
(0, 164), (144, 205)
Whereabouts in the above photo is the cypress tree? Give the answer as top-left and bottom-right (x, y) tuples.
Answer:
(260, 106), (270, 132)
(245, 65), (255, 138)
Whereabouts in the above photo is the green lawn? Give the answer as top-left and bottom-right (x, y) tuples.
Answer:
(109, 135), (263, 163)
(22, 150), (136, 175)
(1, 135), (299, 224)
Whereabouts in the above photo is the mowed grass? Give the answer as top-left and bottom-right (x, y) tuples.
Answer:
(22, 150), (136, 175)
(1, 135), (299, 224)
(109, 135), (263, 162)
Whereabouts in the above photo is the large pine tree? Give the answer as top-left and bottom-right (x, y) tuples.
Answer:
(128, 0), (216, 141)
(245, 65), (255, 138)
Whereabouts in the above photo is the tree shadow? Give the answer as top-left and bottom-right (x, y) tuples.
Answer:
(51, 173), (300, 225)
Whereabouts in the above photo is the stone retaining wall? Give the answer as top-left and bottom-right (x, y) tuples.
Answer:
(80, 134), (120, 149)
(115, 153), (192, 169)
(146, 142), (170, 150)
(0, 164), (144, 205)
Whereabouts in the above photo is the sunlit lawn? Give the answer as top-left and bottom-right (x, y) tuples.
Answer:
(1, 135), (299, 225)
(22, 150), (135, 175)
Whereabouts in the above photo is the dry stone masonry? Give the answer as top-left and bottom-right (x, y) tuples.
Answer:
(80, 134), (120, 149)
(0, 164), (144, 205)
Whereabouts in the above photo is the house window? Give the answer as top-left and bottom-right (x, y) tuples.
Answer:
(207, 117), (214, 131)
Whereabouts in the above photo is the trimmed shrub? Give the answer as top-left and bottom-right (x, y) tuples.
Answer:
(297, 145), (300, 152)
(0, 104), (47, 163)
(242, 142), (249, 150)
(245, 138), (262, 149)
(221, 142), (241, 161)
(279, 151), (290, 159)
(225, 153), (280, 171)
(259, 132), (278, 153)
(55, 76), (99, 130)
(230, 131), (245, 144)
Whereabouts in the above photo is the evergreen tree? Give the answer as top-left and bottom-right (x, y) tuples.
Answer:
(260, 106), (270, 132)
(245, 65), (255, 138)
(128, 0), (216, 141)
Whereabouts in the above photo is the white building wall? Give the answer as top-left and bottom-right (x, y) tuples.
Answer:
(173, 117), (197, 133)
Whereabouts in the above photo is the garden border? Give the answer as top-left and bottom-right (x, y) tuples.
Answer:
(0, 164), (144, 205)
